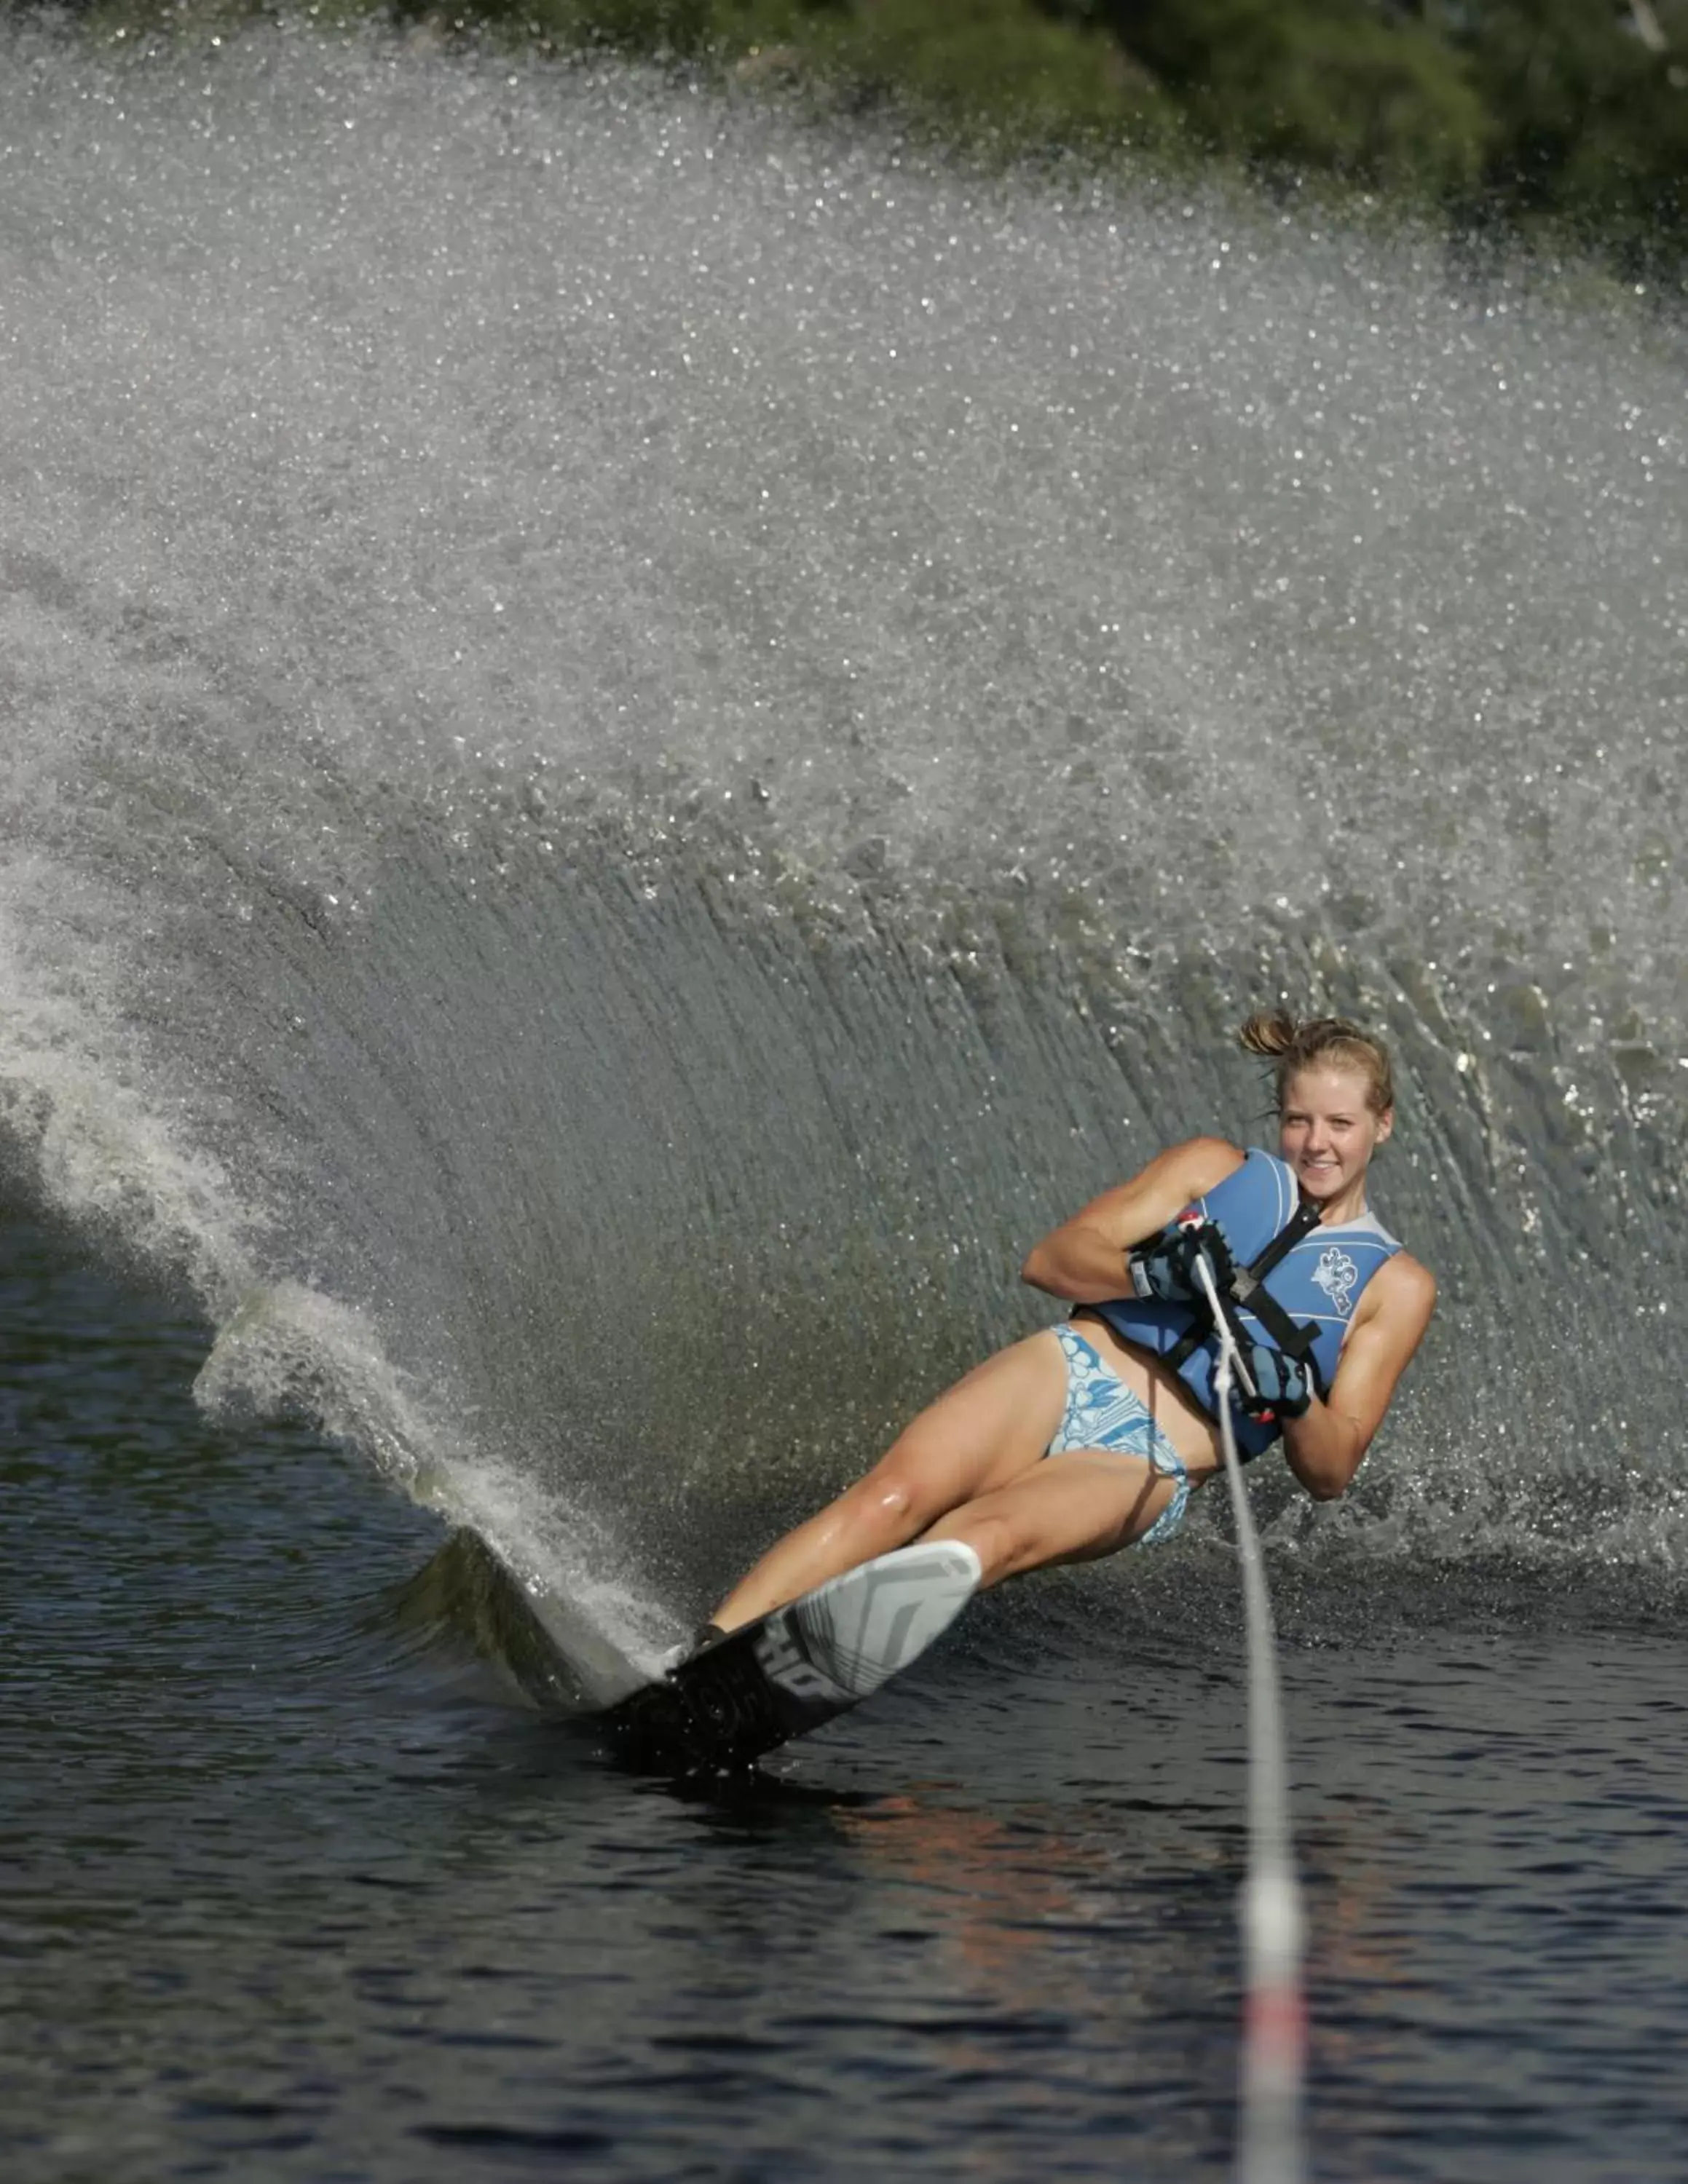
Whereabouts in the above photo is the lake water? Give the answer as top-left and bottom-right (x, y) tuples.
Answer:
(7, 1221), (1687, 2180)
(4, 23), (1687, 2179)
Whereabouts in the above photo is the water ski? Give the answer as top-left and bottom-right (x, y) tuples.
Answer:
(602, 1538), (983, 1770)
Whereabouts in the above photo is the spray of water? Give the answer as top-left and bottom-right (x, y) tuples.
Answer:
(4, 24), (1687, 1674)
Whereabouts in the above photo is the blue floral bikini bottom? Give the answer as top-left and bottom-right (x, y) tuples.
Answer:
(1046, 1321), (1191, 1546)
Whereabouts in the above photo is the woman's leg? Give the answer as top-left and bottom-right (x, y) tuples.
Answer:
(920, 1449), (1191, 1584)
(709, 1330), (1069, 1632)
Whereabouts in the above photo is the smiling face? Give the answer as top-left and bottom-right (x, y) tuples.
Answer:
(1278, 1064), (1393, 1208)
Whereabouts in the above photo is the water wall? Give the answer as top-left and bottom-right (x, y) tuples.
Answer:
(4, 25), (1686, 1676)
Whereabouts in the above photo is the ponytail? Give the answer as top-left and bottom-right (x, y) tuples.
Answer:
(1237, 1012), (1395, 1115)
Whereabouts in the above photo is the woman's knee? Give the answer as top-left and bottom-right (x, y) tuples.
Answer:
(837, 1456), (936, 1546)
(854, 1436), (958, 1525)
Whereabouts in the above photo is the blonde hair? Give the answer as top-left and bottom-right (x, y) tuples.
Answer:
(1237, 1011), (1395, 1116)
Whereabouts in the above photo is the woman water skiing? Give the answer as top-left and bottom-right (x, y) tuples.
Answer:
(703, 1012), (1436, 1639)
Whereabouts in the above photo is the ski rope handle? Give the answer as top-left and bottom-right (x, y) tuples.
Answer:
(1191, 1247), (1309, 2184)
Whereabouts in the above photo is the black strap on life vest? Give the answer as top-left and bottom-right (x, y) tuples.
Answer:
(1162, 1196), (1327, 1393)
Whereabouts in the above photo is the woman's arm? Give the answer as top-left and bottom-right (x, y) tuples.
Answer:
(1020, 1136), (1244, 1303)
(1279, 1254), (1437, 1499)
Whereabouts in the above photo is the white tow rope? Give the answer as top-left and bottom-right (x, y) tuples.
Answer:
(1191, 1251), (1309, 2184)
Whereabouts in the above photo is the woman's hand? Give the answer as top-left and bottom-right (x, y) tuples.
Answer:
(1127, 1217), (1239, 1304)
(1233, 1340), (1312, 1420)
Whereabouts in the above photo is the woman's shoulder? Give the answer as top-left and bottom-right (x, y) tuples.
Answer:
(1366, 1249), (1437, 1324)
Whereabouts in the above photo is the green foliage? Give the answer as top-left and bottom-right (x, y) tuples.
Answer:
(515, 0), (1182, 153)
(780, 0), (1172, 146)
(1067, 0), (1492, 192)
(1434, 0), (1688, 272)
(21, 0), (1688, 285)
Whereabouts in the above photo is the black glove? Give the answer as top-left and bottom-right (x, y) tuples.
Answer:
(1234, 1341), (1313, 1423)
(1127, 1216), (1235, 1304)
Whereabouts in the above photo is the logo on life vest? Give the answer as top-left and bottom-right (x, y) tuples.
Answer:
(1312, 1246), (1360, 1316)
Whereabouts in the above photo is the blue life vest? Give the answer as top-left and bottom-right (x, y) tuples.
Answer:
(1089, 1147), (1402, 1459)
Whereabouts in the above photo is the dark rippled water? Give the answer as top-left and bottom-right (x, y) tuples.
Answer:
(5, 21), (1687, 2179)
(8, 1216), (1688, 2183)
